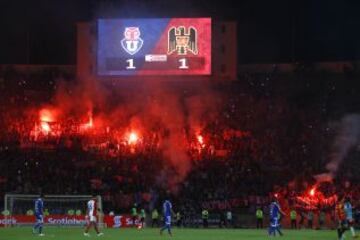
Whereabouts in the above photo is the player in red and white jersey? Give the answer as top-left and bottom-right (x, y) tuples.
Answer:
(84, 196), (103, 237)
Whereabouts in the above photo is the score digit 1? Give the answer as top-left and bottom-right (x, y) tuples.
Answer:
(179, 58), (189, 69)
(126, 59), (136, 69)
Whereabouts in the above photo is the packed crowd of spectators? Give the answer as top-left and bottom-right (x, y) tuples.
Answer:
(0, 64), (359, 218)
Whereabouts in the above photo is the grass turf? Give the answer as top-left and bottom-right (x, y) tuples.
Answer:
(0, 227), (338, 240)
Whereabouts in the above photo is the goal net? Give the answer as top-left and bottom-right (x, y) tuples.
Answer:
(3, 194), (103, 227)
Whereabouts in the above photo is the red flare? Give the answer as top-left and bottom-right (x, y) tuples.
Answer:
(40, 122), (51, 133)
(309, 187), (316, 197)
(197, 135), (204, 144)
(39, 108), (56, 122)
(128, 132), (139, 145)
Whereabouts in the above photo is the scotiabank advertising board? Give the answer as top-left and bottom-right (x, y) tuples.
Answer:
(97, 18), (212, 76)
(0, 215), (140, 228)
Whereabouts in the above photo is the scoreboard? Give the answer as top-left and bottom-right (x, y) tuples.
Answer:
(97, 18), (211, 76)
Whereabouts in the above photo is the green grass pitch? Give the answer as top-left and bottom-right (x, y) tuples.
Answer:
(0, 227), (339, 240)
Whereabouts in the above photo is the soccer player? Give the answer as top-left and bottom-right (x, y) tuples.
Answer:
(131, 204), (138, 227)
(84, 196), (103, 237)
(336, 197), (348, 240)
(344, 196), (357, 238)
(268, 198), (285, 237)
(33, 193), (45, 236)
(139, 208), (146, 228)
(160, 198), (174, 236)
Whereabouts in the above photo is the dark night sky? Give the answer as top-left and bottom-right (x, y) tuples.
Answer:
(0, 0), (359, 64)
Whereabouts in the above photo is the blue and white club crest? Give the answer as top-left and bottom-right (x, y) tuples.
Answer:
(121, 27), (144, 55)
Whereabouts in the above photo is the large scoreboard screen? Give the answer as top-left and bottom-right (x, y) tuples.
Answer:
(97, 18), (211, 76)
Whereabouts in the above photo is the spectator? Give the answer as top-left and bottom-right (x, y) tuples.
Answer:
(307, 211), (314, 229)
(318, 211), (326, 229)
(299, 211), (305, 229)
(219, 211), (226, 228)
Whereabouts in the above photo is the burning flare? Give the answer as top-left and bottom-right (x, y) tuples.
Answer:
(128, 132), (139, 145)
(39, 108), (56, 123)
(40, 122), (51, 133)
(309, 187), (316, 197)
(197, 135), (204, 145)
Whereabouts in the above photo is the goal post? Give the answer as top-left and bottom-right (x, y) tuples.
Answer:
(3, 194), (103, 227)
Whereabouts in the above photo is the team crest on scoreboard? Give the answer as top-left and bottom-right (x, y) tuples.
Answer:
(121, 27), (144, 55)
(168, 26), (198, 55)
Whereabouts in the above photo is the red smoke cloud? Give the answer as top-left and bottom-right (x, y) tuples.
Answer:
(28, 77), (222, 193)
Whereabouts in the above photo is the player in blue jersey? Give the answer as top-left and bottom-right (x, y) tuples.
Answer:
(160, 198), (174, 236)
(33, 193), (45, 236)
(268, 198), (285, 237)
(344, 196), (357, 238)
